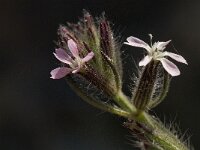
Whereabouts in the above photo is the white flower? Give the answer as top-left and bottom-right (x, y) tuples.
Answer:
(124, 34), (188, 76)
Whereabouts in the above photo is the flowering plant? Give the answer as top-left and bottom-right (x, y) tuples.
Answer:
(50, 11), (192, 150)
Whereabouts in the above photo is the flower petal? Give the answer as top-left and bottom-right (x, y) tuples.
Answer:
(50, 67), (72, 79)
(53, 48), (73, 65)
(124, 36), (151, 52)
(82, 52), (94, 63)
(72, 67), (81, 74)
(139, 55), (152, 66)
(160, 58), (180, 76)
(156, 40), (171, 51)
(68, 39), (79, 58)
(164, 52), (188, 64)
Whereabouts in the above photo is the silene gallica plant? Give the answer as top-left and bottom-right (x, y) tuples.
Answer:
(50, 11), (192, 150)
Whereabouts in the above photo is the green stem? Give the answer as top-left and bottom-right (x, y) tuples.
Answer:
(143, 113), (189, 150)
(114, 90), (137, 114)
(112, 91), (189, 150)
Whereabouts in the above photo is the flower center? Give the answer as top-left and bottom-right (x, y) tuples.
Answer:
(69, 57), (83, 69)
(150, 48), (164, 60)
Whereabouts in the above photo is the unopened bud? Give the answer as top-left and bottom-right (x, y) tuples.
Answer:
(132, 60), (171, 110)
(132, 61), (159, 110)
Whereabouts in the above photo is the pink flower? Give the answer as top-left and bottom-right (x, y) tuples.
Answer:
(124, 34), (188, 76)
(50, 39), (94, 79)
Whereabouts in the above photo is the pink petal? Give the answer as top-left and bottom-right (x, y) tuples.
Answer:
(82, 52), (94, 63)
(139, 55), (152, 66)
(53, 48), (73, 65)
(72, 67), (81, 74)
(124, 36), (151, 52)
(50, 67), (72, 79)
(68, 39), (79, 58)
(160, 58), (180, 76)
(156, 40), (171, 51)
(164, 52), (188, 64)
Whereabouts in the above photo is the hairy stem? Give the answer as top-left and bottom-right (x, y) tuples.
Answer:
(114, 91), (189, 150)
(114, 90), (137, 114)
(143, 113), (189, 150)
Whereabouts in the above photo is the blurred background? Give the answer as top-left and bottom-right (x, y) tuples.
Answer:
(0, 0), (200, 149)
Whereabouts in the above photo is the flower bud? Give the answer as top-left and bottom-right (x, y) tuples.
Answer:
(132, 61), (159, 110)
(55, 10), (124, 106)
(99, 17), (123, 80)
(148, 67), (171, 109)
(132, 60), (171, 110)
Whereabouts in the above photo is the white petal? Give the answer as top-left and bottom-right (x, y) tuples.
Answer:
(160, 58), (180, 76)
(53, 48), (73, 65)
(139, 55), (152, 66)
(124, 36), (151, 52)
(68, 39), (79, 58)
(82, 52), (94, 63)
(164, 52), (188, 64)
(72, 68), (81, 74)
(50, 67), (72, 79)
(156, 40), (171, 51)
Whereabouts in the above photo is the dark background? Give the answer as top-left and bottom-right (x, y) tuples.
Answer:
(0, 0), (199, 149)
